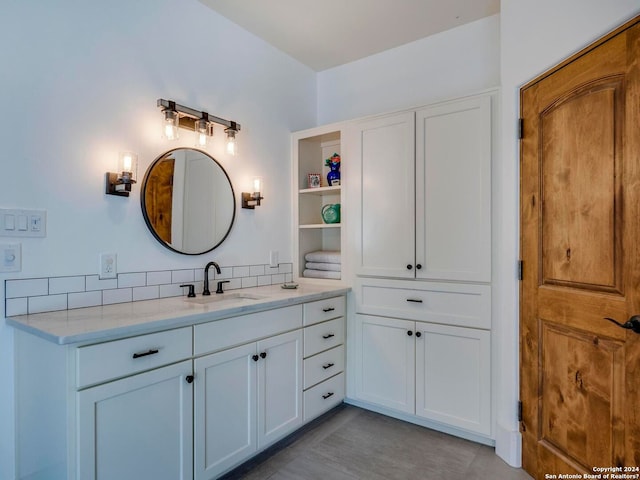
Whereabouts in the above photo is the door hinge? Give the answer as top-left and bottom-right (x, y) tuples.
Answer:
(518, 118), (524, 139)
(518, 401), (523, 422)
(518, 260), (523, 281)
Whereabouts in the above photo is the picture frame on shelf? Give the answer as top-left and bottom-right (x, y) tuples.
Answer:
(308, 173), (321, 188)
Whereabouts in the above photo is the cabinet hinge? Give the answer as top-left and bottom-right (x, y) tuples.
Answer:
(518, 260), (523, 281)
(518, 401), (523, 422)
(518, 118), (524, 139)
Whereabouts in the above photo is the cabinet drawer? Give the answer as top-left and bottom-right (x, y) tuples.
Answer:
(304, 317), (344, 358)
(303, 296), (346, 326)
(76, 327), (192, 388)
(304, 345), (344, 389)
(194, 305), (302, 356)
(356, 280), (491, 330)
(303, 372), (345, 422)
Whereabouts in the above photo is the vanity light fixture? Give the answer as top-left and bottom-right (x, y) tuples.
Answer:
(106, 151), (138, 197)
(242, 176), (264, 209)
(157, 99), (241, 153)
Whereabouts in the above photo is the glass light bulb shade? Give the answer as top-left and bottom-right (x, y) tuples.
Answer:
(225, 129), (237, 156)
(195, 118), (209, 147)
(252, 176), (263, 194)
(117, 151), (138, 183)
(163, 110), (179, 140)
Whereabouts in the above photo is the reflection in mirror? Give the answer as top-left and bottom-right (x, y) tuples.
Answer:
(141, 148), (236, 255)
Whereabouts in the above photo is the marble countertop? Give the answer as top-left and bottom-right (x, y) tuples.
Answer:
(6, 283), (350, 345)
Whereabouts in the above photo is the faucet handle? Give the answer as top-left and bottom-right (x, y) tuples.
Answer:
(216, 280), (230, 294)
(179, 284), (196, 298)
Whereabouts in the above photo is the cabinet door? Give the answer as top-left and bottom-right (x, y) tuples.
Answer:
(194, 343), (257, 480)
(415, 322), (491, 435)
(257, 329), (303, 449)
(351, 112), (416, 278)
(77, 360), (193, 480)
(415, 95), (492, 282)
(354, 314), (415, 414)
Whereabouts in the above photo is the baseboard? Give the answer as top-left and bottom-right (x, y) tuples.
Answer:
(344, 397), (495, 447)
(494, 421), (522, 467)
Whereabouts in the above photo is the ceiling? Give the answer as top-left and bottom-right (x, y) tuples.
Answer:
(198, 0), (500, 72)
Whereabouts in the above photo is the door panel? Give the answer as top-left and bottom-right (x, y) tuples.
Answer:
(520, 15), (640, 478)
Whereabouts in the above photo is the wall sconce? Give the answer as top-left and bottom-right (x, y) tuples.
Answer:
(242, 177), (264, 209)
(157, 99), (240, 153)
(106, 152), (138, 197)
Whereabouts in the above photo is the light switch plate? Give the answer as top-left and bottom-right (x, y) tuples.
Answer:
(0, 243), (21, 272)
(0, 208), (46, 237)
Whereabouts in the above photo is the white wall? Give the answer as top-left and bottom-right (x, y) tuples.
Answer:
(317, 15), (500, 124)
(0, 1), (316, 478)
(496, 0), (640, 466)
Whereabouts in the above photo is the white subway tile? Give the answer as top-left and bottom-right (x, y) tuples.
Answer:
(278, 263), (292, 274)
(133, 285), (159, 301)
(28, 294), (67, 314)
(118, 272), (146, 288)
(5, 298), (28, 316)
(257, 275), (272, 286)
(217, 267), (233, 280)
(68, 291), (102, 310)
(86, 275), (117, 291)
(241, 276), (258, 288)
(159, 283), (182, 298)
(250, 265), (265, 276)
(233, 266), (250, 277)
(147, 270), (171, 286)
(271, 274), (285, 284)
(267, 266), (280, 275)
(171, 270), (194, 284)
(102, 288), (132, 305)
(50, 276), (85, 294)
(225, 278), (242, 290)
(6, 279), (48, 298)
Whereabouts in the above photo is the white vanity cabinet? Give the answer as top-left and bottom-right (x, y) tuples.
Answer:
(354, 314), (491, 437)
(349, 93), (492, 283)
(192, 306), (303, 480)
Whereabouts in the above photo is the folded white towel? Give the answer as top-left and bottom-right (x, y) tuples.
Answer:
(305, 250), (341, 264)
(305, 262), (341, 272)
(303, 269), (341, 280)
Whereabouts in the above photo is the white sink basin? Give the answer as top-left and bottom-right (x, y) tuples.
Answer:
(185, 292), (268, 305)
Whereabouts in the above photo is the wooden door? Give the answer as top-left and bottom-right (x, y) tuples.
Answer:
(350, 112), (416, 278)
(520, 16), (640, 478)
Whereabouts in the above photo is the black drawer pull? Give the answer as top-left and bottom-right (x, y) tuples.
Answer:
(406, 298), (423, 303)
(322, 392), (334, 399)
(322, 307), (335, 313)
(132, 348), (159, 359)
(322, 363), (335, 370)
(322, 333), (335, 339)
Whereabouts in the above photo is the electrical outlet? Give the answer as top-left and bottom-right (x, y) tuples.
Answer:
(269, 250), (279, 267)
(99, 252), (117, 279)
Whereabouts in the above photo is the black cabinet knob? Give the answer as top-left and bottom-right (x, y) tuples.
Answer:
(416, 264), (422, 270)
(252, 355), (259, 362)
(407, 264), (413, 270)
(260, 352), (267, 359)
(407, 330), (413, 336)
(416, 331), (422, 338)
(186, 375), (194, 384)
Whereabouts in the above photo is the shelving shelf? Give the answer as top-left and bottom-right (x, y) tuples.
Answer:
(292, 124), (346, 283)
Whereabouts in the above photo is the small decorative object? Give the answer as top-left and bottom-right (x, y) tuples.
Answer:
(308, 173), (321, 188)
(321, 203), (341, 224)
(325, 153), (341, 186)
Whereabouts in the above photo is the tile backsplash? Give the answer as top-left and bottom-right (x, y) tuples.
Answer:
(4, 263), (293, 317)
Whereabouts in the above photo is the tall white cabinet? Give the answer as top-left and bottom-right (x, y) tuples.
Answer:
(346, 90), (496, 443)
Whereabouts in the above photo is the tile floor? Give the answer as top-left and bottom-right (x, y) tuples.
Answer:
(222, 404), (533, 480)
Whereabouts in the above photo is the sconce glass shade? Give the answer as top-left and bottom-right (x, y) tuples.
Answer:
(163, 109), (179, 140)
(118, 151), (138, 184)
(252, 176), (262, 194)
(195, 118), (209, 148)
(225, 128), (237, 156)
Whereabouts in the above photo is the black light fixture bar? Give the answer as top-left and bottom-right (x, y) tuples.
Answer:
(157, 98), (241, 132)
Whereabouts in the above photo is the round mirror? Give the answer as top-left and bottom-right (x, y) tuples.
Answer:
(141, 148), (236, 255)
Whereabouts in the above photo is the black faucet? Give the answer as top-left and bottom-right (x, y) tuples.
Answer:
(203, 261), (221, 296)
